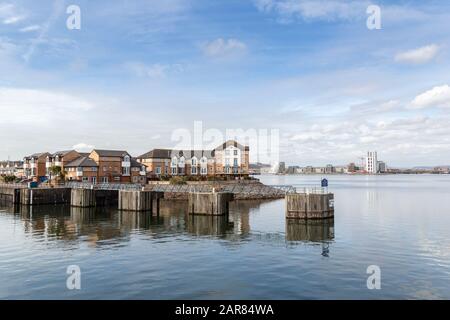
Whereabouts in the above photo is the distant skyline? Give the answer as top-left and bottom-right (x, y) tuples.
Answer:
(1, 0), (450, 167)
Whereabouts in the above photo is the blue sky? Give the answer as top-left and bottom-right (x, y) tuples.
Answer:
(1, 0), (450, 166)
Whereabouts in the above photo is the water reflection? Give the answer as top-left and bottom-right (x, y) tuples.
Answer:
(1, 199), (335, 248)
(286, 219), (335, 242)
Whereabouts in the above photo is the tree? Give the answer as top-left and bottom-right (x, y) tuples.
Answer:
(49, 166), (63, 183)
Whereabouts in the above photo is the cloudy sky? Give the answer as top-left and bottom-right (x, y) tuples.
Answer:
(0, 0), (449, 166)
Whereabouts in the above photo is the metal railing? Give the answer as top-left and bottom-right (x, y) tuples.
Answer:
(65, 181), (143, 191)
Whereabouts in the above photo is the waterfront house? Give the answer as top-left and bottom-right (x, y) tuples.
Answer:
(89, 149), (146, 183)
(0, 161), (23, 177)
(65, 156), (99, 183)
(45, 150), (81, 178)
(137, 140), (249, 178)
(23, 152), (51, 181)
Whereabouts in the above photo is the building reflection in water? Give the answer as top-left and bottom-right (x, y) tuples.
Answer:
(3, 199), (333, 253)
(285, 218), (335, 256)
(286, 218), (334, 242)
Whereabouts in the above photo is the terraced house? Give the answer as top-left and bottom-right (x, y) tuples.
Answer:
(88, 149), (146, 184)
(45, 150), (82, 176)
(23, 152), (51, 181)
(0, 161), (23, 177)
(136, 140), (249, 178)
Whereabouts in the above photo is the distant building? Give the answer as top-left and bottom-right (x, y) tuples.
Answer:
(377, 161), (387, 173)
(365, 151), (378, 174)
(325, 164), (334, 174)
(0, 161), (23, 177)
(347, 163), (357, 173)
(277, 162), (286, 174)
(286, 166), (299, 174)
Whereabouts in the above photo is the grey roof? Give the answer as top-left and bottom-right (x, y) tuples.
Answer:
(214, 140), (249, 151)
(26, 152), (51, 159)
(137, 149), (172, 159)
(138, 140), (248, 160)
(65, 156), (98, 168)
(52, 150), (76, 157)
(138, 149), (215, 160)
(92, 149), (129, 157)
(131, 158), (145, 168)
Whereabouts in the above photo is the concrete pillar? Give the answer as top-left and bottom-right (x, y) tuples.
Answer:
(285, 193), (334, 219)
(188, 192), (234, 215)
(71, 189), (96, 208)
(118, 190), (153, 211)
(20, 188), (71, 206)
(152, 191), (164, 215)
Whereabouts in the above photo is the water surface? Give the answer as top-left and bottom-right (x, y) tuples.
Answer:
(1, 175), (450, 299)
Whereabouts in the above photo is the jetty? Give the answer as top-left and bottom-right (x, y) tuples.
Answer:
(0, 182), (334, 218)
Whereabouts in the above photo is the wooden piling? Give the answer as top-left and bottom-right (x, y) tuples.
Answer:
(188, 192), (234, 215)
(285, 193), (334, 219)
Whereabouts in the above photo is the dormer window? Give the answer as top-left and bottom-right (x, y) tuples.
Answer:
(124, 155), (130, 162)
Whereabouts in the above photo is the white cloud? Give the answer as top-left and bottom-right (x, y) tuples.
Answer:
(254, 0), (368, 22)
(19, 25), (40, 32)
(411, 85), (450, 109)
(202, 38), (247, 58)
(72, 143), (95, 151)
(395, 44), (440, 64)
(3, 14), (25, 24)
(0, 87), (94, 124)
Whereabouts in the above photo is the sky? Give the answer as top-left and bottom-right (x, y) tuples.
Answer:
(0, 0), (450, 167)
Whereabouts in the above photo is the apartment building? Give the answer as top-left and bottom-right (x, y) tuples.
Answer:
(65, 156), (99, 183)
(365, 151), (378, 174)
(0, 161), (23, 177)
(136, 140), (250, 178)
(45, 150), (81, 177)
(89, 149), (146, 183)
(23, 152), (51, 181)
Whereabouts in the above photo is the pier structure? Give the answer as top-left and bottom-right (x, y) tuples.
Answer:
(285, 189), (334, 219)
(188, 191), (234, 215)
(118, 190), (164, 212)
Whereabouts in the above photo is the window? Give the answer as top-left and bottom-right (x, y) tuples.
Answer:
(191, 158), (197, 166)
(114, 177), (120, 181)
(91, 177), (97, 184)
(225, 158), (230, 166)
(171, 167), (177, 175)
(191, 166), (197, 174)
(233, 158), (238, 166)
(234, 150), (238, 156)
(92, 167), (98, 172)
(122, 166), (130, 175)
(124, 155), (130, 162)
(156, 167), (161, 175)
(82, 177), (89, 182)
(225, 150), (230, 156)
(201, 167), (207, 175)
(101, 177), (108, 183)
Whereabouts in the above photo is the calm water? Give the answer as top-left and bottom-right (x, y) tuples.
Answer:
(1, 175), (450, 299)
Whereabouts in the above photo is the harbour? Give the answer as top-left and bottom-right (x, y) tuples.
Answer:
(1, 174), (449, 299)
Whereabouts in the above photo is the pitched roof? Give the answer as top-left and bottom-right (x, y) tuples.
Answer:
(65, 156), (98, 168)
(52, 150), (76, 157)
(214, 140), (249, 151)
(27, 152), (51, 159)
(92, 149), (129, 157)
(137, 149), (172, 159)
(130, 158), (145, 168)
(138, 149), (215, 159)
